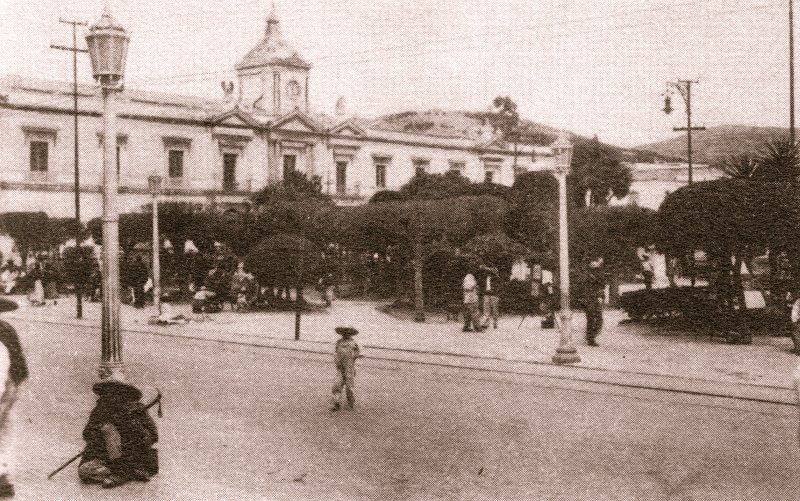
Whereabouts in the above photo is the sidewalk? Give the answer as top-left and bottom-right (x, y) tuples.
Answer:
(5, 294), (799, 404)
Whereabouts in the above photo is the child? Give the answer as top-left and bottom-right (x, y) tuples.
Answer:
(330, 326), (362, 411)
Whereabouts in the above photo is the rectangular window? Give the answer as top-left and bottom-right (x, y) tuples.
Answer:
(30, 141), (48, 172)
(484, 170), (495, 184)
(168, 150), (184, 178)
(449, 161), (465, 174)
(116, 145), (121, 180)
(283, 154), (296, 179)
(413, 159), (430, 176)
(223, 153), (237, 191)
(375, 163), (387, 188)
(336, 161), (347, 194)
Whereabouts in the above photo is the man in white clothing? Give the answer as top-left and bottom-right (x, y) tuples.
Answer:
(0, 298), (29, 498)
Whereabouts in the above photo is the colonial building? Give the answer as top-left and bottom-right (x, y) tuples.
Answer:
(613, 162), (718, 210)
(0, 9), (552, 219)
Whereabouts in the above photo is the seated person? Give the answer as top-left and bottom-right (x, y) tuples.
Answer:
(79, 377), (158, 488)
(192, 286), (217, 314)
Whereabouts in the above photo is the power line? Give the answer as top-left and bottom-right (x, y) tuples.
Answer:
(126, 0), (781, 87)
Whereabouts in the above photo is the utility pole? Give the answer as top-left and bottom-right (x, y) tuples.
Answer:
(664, 79), (705, 286)
(52, 18), (88, 320)
(781, 1), (796, 311)
(666, 79), (706, 184)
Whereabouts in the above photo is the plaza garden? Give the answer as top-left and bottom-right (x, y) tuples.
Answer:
(2, 136), (800, 348)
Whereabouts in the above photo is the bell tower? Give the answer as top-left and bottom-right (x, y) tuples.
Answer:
(235, 4), (311, 116)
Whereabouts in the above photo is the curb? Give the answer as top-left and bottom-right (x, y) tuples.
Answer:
(10, 312), (798, 407)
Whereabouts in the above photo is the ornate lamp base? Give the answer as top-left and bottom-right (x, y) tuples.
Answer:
(552, 344), (581, 364)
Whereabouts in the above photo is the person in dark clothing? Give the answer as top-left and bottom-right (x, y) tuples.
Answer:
(478, 264), (503, 329)
(585, 257), (606, 347)
(78, 377), (158, 488)
(129, 257), (149, 309)
(0, 298), (30, 498)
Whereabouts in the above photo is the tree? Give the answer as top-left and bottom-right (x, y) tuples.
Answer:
(657, 179), (799, 310)
(87, 213), (150, 254)
(0, 212), (49, 261)
(245, 233), (321, 339)
(756, 137), (800, 182)
(250, 171), (335, 247)
(340, 195), (509, 321)
(397, 170), (472, 200)
(571, 206), (658, 306)
(713, 153), (760, 180)
(491, 96), (521, 169)
(570, 136), (632, 206)
(463, 232), (528, 276)
(506, 171), (559, 256)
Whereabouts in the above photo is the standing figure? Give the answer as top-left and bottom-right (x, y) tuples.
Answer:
(0, 299), (29, 498)
(330, 326), (362, 411)
(479, 265), (502, 329)
(130, 257), (149, 309)
(790, 293), (800, 355)
(640, 254), (654, 291)
(317, 273), (335, 307)
(78, 376), (158, 488)
(585, 257), (606, 347)
(27, 263), (45, 307)
(230, 262), (252, 312)
(462, 269), (482, 332)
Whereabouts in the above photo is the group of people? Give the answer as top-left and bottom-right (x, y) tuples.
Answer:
(1, 259), (63, 307)
(461, 257), (609, 347)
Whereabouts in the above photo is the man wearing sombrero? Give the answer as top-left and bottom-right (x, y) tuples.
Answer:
(0, 298), (29, 498)
(78, 375), (158, 488)
(330, 326), (362, 411)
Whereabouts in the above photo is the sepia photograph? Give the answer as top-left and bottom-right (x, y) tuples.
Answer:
(0, 0), (799, 499)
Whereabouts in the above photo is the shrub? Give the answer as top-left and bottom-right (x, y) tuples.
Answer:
(619, 287), (715, 323)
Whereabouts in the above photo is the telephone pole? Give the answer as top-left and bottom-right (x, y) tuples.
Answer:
(663, 79), (705, 287)
(789, 0), (794, 147)
(52, 18), (89, 319)
(665, 79), (706, 185)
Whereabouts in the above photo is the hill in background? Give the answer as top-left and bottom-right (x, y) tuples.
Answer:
(636, 125), (789, 164)
(373, 110), (676, 163)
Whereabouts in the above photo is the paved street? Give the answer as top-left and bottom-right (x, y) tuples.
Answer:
(7, 315), (800, 500)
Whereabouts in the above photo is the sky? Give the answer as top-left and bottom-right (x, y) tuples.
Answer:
(0, 0), (792, 147)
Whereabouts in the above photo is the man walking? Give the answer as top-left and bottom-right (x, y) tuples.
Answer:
(462, 268), (481, 332)
(479, 265), (502, 329)
(0, 298), (30, 498)
(585, 257), (606, 347)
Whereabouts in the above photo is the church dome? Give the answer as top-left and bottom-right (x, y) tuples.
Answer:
(235, 8), (311, 71)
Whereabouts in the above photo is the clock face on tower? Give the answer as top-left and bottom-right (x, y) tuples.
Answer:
(286, 80), (301, 103)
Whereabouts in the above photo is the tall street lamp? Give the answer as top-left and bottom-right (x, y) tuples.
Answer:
(148, 174), (163, 317)
(550, 132), (580, 365)
(86, 4), (129, 379)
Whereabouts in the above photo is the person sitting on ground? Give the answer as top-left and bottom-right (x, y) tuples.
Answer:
(192, 286), (216, 315)
(78, 376), (158, 488)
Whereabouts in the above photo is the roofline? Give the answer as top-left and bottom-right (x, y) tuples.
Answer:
(0, 101), (547, 157)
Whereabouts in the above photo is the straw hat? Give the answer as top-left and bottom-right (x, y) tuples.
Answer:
(335, 326), (359, 337)
(0, 298), (18, 313)
(92, 374), (142, 401)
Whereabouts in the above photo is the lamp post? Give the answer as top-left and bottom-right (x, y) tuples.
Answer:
(86, 4), (129, 379)
(550, 132), (580, 365)
(148, 174), (162, 317)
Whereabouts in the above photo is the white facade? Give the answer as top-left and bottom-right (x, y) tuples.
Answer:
(612, 162), (720, 209)
(0, 11), (555, 219)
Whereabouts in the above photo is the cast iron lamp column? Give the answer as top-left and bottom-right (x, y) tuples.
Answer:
(86, 4), (129, 379)
(551, 132), (580, 365)
(149, 175), (162, 317)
